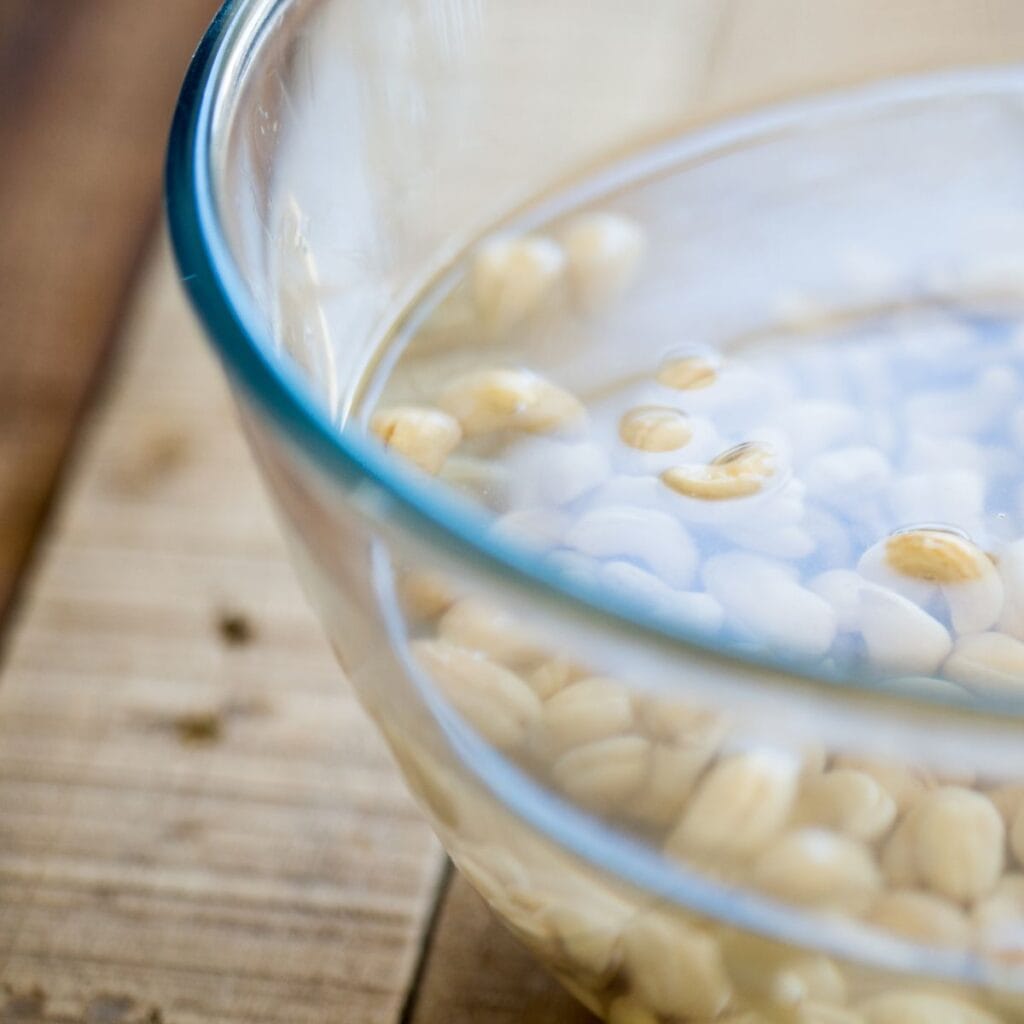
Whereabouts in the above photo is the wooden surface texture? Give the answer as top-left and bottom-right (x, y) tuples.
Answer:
(6, 3), (1024, 1023)
(0, 0), (221, 618)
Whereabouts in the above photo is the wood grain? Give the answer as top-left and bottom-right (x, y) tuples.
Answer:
(0, 240), (444, 1023)
(0, 0), (221, 620)
(6, 5), (1024, 1023)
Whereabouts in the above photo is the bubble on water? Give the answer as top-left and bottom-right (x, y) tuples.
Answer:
(889, 522), (973, 543)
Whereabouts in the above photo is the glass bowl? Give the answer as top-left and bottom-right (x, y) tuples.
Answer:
(168, 2), (1024, 1020)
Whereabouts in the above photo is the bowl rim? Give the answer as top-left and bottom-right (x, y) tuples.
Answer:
(166, 4), (1024, 730)
(166, 0), (1024, 986)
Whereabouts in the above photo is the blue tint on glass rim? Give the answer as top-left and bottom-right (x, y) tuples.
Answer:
(165, 0), (1024, 733)
(167, 0), (1024, 988)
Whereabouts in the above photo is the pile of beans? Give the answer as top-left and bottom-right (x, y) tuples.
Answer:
(367, 212), (1024, 1022)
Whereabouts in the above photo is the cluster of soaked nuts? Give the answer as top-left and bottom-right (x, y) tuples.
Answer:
(388, 635), (1022, 1023)
(407, 591), (1024, 920)
(372, 210), (1024, 693)
(366, 211), (1024, 1021)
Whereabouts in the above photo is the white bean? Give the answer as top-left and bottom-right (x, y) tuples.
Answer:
(858, 538), (937, 607)
(878, 529), (1003, 634)
(526, 657), (586, 700)
(552, 735), (651, 813)
(773, 400), (861, 462)
(753, 829), (881, 912)
(907, 364), (1018, 437)
(944, 632), (1024, 693)
(859, 585), (952, 676)
(944, 570), (1005, 636)
(719, 522), (817, 560)
(662, 442), (777, 502)
(657, 354), (719, 391)
(719, 933), (847, 1008)
(627, 743), (716, 829)
(562, 212), (645, 312)
(622, 913), (732, 1020)
(830, 757), (935, 813)
(540, 677), (634, 753)
(804, 508), (855, 568)
(413, 640), (542, 750)
(669, 591), (726, 634)
(438, 598), (547, 669)
(868, 889), (970, 946)
(589, 473), (671, 512)
(472, 235), (566, 330)
(546, 548), (601, 588)
(635, 695), (727, 751)
(973, 873), (1024, 939)
(598, 561), (723, 633)
(666, 748), (799, 860)
(619, 405), (693, 453)
(570, 504), (697, 588)
(881, 817), (920, 888)
(398, 569), (456, 622)
(909, 787), (1004, 903)
(859, 990), (1002, 1024)
(904, 432), (1009, 477)
(984, 782), (1024, 829)
(492, 508), (568, 548)
(439, 368), (584, 437)
(505, 437), (611, 507)
(370, 406), (462, 474)
(542, 896), (631, 978)
(810, 570), (866, 633)
(704, 553), (837, 659)
(795, 768), (897, 842)
(997, 539), (1024, 640)
(803, 446), (891, 506)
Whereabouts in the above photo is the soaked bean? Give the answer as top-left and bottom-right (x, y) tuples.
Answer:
(944, 632), (1024, 693)
(795, 768), (897, 842)
(370, 406), (462, 474)
(439, 598), (548, 669)
(657, 354), (719, 391)
(619, 405), (694, 453)
(540, 677), (634, 754)
(704, 553), (837, 659)
(472, 235), (566, 329)
(622, 912), (732, 1020)
(909, 788), (1004, 903)
(858, 990), (1002, 1024)
(413, 639), (542, 750)
(562, 212), (645, 311)
(662, 442), (776, 501)
(440, 368), (585, 436)
(753, 829), (881, 912)
(551, 735), (651, 813)
(868, 889), (971, 946)
(667, 749), (798, 860)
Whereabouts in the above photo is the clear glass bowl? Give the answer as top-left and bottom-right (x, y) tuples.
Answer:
(168, 2), (1024, 1020)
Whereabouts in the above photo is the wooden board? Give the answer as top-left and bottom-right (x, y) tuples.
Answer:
(0, 0), (221, 618)
(0, 240), (444, 1023)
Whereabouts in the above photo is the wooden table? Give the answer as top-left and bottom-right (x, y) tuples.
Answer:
(0, 5), (587, 1022)
(8, 4), (1024, 1022)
